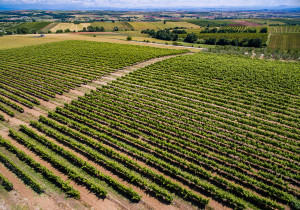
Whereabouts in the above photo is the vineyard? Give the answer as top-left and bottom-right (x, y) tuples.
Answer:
(0, 40), (299, 209)
(186, 19), (236, 27)
(128, 21), (200, 30)
(219, 26), (247, 32)
(269, 25), (300, 33)
(268, 34), (300, 50)
(5, 22), (52, 34)
(268, 25), (300, 50)
(0, 40), (186, 116)
(196, 33), (269, 42)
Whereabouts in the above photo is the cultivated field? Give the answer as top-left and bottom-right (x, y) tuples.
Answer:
(0, 38), (299, 210)
(91, 22), (132, 31)
(0, 40), (191, 209)
(195, 32), (269, 42)
(129, 21), (200, 30)
(0, 34), (202, 52)
(50, 23), (91, 32)
(186, 19), (236, 27)
(270, 25), (300, 33)
(6, 22), (52, 33)
(268, 34), (300, 50)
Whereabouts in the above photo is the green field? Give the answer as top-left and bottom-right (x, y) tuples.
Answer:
(195, 33), (268, 42)
(129, 21), (200, 30)
(268, 33), (300, 50)
(186, 19), (236, 27)
(39, 22), (59, 33)
(269, 25), (300, 33)
(7, 22), (52, 33)
(236, 18), (291, 26)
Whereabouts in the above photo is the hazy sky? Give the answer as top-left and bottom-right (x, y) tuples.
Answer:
(0, 0), (299, 9)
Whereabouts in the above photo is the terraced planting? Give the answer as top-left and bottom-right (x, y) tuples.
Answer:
(0, 40), (299, 209)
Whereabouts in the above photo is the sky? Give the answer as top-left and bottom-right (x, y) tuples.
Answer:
(0, 0), (299, 10)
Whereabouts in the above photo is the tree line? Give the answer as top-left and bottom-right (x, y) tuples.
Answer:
(141, 29), (187, 41)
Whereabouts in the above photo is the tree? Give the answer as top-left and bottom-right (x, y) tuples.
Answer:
(248, 38), (263, 48)
(231, 38), (239, 46)
(204, 37), (216, 45)
(172, 33), (178, 41)
(16, 27), (29, 34)
(216, 38), (229, 45)
(164, 20), (167, 24)
(184, 33), (198, 43)
(114, 26), (119, 31)
(260, 27), (268, 33)
(127, 36), (132, 41)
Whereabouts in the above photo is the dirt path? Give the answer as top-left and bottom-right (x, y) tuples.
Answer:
(41, 53), (193, 108)
(94, 53), (193, 86)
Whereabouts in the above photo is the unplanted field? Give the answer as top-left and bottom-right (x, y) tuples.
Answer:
(268, 33), (300, 50)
